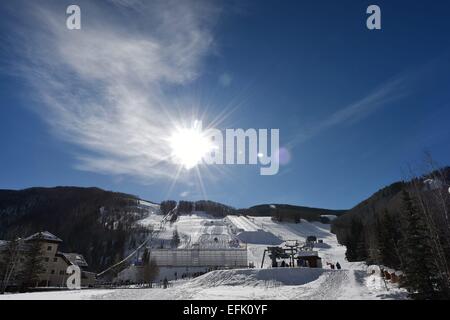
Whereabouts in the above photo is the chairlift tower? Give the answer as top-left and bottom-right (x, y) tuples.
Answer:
(260, 240), (300, 268)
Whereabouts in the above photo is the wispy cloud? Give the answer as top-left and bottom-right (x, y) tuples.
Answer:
(292, 72), (415, 145)
(179, 191), (190, 198)
(6, 0), (219, 181)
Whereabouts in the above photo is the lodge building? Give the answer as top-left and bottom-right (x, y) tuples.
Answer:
(0, 231), (95, 289)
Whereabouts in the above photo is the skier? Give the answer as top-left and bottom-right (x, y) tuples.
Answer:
(330, 264), (335, 270)
(336, 262), (341, 270)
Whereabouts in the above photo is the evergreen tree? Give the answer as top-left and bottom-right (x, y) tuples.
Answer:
(0, 239), (21, 294)
(171, 229), (180, 248)
(18, 241), (45, 290)
(142, 259), (159, 284)
(178, 201), (193, 214)
(160, 200), (177, 215)
(401, 190), (439, 299)
(271, 209), (283, 222)
(375, 210), (403, 269)
(141, 248), (150, 265)
(345, 218), (367, 261)
(140, 248), (159, 284)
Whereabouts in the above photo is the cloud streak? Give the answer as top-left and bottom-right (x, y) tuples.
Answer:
(292, 72), (414, 145)
(7, 0), (219, 181)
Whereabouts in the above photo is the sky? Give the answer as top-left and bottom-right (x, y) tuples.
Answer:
(1, 0), (450, 210)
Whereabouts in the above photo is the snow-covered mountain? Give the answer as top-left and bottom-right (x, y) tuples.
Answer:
(0, 186), (409, 300)
(0, 206), (407, 300)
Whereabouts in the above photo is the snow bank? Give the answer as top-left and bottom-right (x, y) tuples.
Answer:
(236, 230), (283, 245)
(187, 267), (326, 287)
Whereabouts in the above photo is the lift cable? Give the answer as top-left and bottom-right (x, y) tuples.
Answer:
(96, 205), (177, 278)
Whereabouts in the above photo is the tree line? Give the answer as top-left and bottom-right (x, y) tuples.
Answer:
(335, 165), (450, 299)
(0, 240), (45, 294)
(160, 200), (235, 217)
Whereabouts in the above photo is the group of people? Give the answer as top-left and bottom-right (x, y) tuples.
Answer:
(327, 262), (341, 270)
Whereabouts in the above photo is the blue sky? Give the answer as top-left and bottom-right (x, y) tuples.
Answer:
(1, 0), (450, 209)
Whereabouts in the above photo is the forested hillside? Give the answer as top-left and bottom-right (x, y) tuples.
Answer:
(332, 167), (450, 299)
(0, 187), (150, 272)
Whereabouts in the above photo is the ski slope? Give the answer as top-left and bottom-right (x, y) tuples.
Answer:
(0, 211), (407, 300)
(226, 215), (260, 232)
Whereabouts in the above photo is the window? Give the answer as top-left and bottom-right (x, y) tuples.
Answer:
(45, 257), (49, 262)
(47, 245), (52, 251)
(53, 258), (58, 262)
(51, 270), (55, 274)
(59, 270), (65, 275)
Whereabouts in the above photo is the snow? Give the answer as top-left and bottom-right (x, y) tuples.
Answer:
(137, 213), (164, 229)
(320, 215), (338, 221)
(0, 268), (407, 300)
(226, 215), (282, 245)
(139, 200), (160, 213)
(141, 212), (237, 249)
(0, 212), (408, 300)
(235, 231), (283, 245)
(24, 231), (62, 242)
(226, 215), (260, 232)
(187, 268), (324, 287)
(0, 289), (115, 300)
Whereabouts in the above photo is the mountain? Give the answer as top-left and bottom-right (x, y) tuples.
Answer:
(331, 167), (450, 265)
(331, 181), (406, 244)
(0, 187), (151, 272)
(240, 204), (345, 223)
(0, 187), (345, 273)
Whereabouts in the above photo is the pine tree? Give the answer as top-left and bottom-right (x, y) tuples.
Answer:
(140, 248), (159, 284)
(171, 229), (180, 248)
(376, 210), (403, 269)
(142, 259), (159, 284)
(345, 218), (367, 261)
(401, 190), (439, 299)
(160, 200), (177, 215)
(0, 239), (21, 294)
(18, 241), (45, 290)
(141, 248), (150, 265)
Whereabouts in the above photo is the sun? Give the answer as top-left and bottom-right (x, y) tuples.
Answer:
(169, 121), (213, 169)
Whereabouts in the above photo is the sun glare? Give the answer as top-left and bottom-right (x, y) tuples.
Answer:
(169, 122), (213, 169)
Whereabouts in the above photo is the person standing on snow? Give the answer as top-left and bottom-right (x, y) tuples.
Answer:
(336, 262), (341, 270)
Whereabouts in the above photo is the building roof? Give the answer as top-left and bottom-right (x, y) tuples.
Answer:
(0, 239), (33, 252)
(57, 252), (89, 268)
(296, 250), (320, 258)
(24, 231), (62, 243)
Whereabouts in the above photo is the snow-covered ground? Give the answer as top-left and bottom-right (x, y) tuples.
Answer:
(0, 268), (406, 300)
(0, 211), (408, 300)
